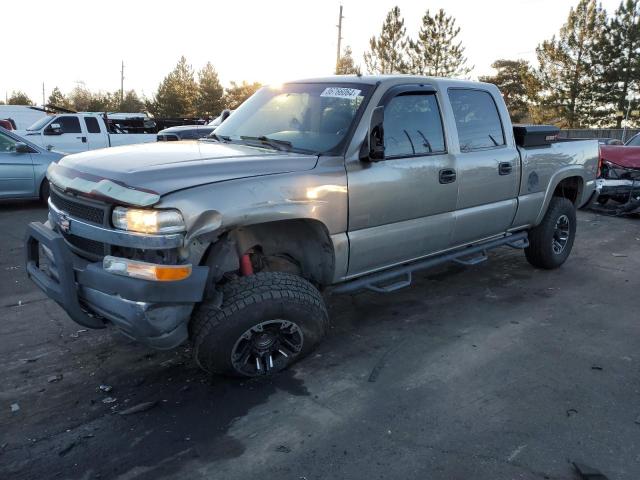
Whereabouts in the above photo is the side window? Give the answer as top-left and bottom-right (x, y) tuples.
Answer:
(0, 132), (18, 152)
(84, 117), (101, 134)
(448, 89), (505, 151)
(56, 116), (82, 134)
(383, 94), (446, 158)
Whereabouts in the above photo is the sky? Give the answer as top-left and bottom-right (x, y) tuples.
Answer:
(2, 0), (623, 105)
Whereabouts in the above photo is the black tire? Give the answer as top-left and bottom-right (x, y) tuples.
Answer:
(190, 272), (328, 377)
(39, 180), (50, 204)
(525, 197), (577, 270)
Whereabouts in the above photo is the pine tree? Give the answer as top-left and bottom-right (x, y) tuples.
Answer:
(335, 46), (361, 75)
(68, 85), (93, 111)
(597, 0), (640, 127)
(151, 56), (199, 117)
(7, 91), (33, 105)
(47, 87), (70, 109)
(119, 90), (145, 112)
(223, 81), (262, 110)
(536, 0), (607, 127)
(364, 6), (409, 74)
(407, 9), (471, 78)
(479, 60), (540, 123)
(196, 62), (225, 118)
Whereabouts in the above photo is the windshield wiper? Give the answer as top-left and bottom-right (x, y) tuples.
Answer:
(207, 133), (230, 142)
(240, 135), (293, 151)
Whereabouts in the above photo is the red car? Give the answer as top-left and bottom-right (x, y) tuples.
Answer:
(595, 133), (640, 213)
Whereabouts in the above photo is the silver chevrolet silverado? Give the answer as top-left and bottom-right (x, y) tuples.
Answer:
(25, 76), (598, 377)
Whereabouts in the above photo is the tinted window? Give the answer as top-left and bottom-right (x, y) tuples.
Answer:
(56, 116), (82, 134)
(0, 132), (17, 152)
(448, 89), (505, 151)
(84, 117), (101, 133)
(626, 134), (640, 146)
(383, 94), (446, 157)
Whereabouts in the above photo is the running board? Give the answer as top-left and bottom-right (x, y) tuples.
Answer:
(333, 231), (529, 294)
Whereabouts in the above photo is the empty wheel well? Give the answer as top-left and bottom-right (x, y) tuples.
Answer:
(228, 219), (335, 287)
(553, 176), (583, 205)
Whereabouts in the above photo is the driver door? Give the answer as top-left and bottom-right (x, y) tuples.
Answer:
(44, 116), (88, 153)
(346, 88), (458, 276)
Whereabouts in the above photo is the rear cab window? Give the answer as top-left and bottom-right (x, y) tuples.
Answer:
(383, 93), (446, 158)
(84, 117), (101, 134)
(448, 89), (505, 152)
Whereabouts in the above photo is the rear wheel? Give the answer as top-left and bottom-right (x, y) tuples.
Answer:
(190, 272), (328, 377)
(525, 197), (577, 269)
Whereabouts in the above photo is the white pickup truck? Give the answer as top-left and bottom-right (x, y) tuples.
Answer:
(16, 114), (156, 154)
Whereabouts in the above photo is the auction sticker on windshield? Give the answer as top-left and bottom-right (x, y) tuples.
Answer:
(320, 87), (362, 99)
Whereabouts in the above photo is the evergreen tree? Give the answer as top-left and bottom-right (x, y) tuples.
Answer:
(119, 90), (145, 112)
(151, 56), (199, 117)
(597, 0), (640, 127)
(7, 91), (33, 105)
(68, 85), (93, 111)
(335, 46), (361, 75)
(196, 62), (225, 118)
(47, 87), (70, 108)
(364, 7), (409, 74)
(536, 0), (607, 127)
(407, 9), (471, 78)
(479, 59), (540, 123)
(223, 81), (262, 110)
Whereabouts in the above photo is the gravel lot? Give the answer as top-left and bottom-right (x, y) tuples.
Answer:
(1, 203), (639, 480)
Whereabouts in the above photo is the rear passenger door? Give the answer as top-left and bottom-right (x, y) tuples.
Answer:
(448, 88), (520, 245)
(347, 86), (458, 275)
(84, 116), (109, 150)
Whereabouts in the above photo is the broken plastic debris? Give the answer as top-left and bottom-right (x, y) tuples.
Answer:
(99, 385), (113, 393)
(611, 253), (627, 257)
(102, 397), (117, 404)
(10, 403), (20, 413)
(47, 374), (63, 383)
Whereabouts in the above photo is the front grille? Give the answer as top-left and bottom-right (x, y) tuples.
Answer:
(50, 189), (105, 225)
(63, 233), (106, 257)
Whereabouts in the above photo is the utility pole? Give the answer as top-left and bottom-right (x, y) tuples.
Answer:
(42, 82), (45, 107)
(336, 5), (344, 71)
(120, 60), (125, 109)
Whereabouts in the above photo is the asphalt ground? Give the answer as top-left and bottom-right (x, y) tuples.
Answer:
(1, 203), (639, 480)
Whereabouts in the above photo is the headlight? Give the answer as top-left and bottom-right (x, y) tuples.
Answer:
(112, 207), (185, 234)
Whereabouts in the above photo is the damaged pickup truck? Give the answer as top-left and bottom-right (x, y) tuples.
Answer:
(25, 76), (598, 377)
(593, 134), (640, 214)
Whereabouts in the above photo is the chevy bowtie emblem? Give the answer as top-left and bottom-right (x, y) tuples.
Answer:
(59, 212), (71, 233)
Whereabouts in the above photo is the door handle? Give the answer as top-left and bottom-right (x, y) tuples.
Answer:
(439, 168), (457, 184)
(76, 136), (87, 143)
(498, 162), (513, 175)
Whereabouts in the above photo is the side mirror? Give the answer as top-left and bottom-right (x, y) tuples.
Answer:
(44, 123), (63, 135)
(360, 106), (385, 162)
(15, 142), (32, 153)
(220, 109), (231, 123)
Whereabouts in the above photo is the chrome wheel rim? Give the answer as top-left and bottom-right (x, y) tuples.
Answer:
(231, 320), (303, 376)
(552, 214), (570, 254)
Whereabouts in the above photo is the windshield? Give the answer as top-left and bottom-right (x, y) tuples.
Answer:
(626, 134), (640, 146)
(27, 116), (53, 131)
(210, 83), (372, 154)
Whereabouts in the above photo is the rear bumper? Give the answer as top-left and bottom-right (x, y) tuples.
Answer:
(25, 221), (209, 349)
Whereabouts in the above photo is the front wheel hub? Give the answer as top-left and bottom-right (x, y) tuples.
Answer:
(231, 320), (304, 376)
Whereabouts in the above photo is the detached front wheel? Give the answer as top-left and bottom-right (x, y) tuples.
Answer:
(190, 272), (328, 377)
(525, 197), (577, 269)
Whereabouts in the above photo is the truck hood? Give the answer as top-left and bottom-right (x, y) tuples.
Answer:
(600, 145), (640, 170)
(50, 141), (318, 205)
